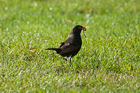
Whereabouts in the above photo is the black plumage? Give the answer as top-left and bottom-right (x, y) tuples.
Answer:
(46, 25), (87, 62)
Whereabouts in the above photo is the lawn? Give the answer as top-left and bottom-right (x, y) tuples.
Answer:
(0, 0), (140, 92)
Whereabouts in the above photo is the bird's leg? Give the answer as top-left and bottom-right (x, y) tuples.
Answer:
(69, 56), (73, 68)
(70, 56), (72, 63)
(64, 57), (67, 61)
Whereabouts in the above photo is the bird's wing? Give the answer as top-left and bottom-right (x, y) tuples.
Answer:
(59, 42), (65, 48)
(59, 44), (81, 55)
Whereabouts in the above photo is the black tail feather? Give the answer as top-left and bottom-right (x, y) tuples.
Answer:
(45, 48), (61, 53)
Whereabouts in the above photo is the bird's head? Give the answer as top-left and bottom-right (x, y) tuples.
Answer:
(71, 25), (88, 37)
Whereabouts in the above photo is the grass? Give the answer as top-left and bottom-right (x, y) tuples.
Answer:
(0, 0), (140, 92)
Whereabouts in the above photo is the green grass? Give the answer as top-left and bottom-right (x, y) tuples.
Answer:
(0, 0), (140, 92)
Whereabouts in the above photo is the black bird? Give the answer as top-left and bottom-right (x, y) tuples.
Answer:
(46, 25), (87, 62)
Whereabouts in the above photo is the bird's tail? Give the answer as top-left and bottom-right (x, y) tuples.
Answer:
(45, 48), (61, 53)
